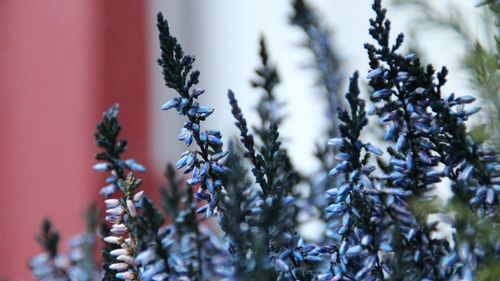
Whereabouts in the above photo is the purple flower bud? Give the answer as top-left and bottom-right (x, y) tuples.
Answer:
(335, 153), (350, 161)
(395, 71), (409, 82)
(125, 159), (146, 172)
(460, 165), (475, 181)
(390, 159), (406, 167)
(418, 151), (432, 164)
(372, 89), (392, 99)
(197, 106), (214, 118)
(327, 138), (345, 147)
(211, 151), (228, 161)
(192, 88), (205, 97)
(361, 235), (372, 246)
(414, 122), (430, 133)
(200, 131), (207, 142)
(305, 256), (322, 263)
(160, 98), (180, 110)
(92, 163), (109, 172)
(404, 53), (417, 61)
(442, 253), (458, 268)
(486, 188), (496, 204)
(406, 153), (415, 171)
(367, 68), (383, 79)
(346, 245), (363, 257)
(100, 184), (116, 197)
(208, 135), (222, 146)
(175, 152), (190, 169)
(396, 134), (406, 151)
(384, 124), (398, 140)
(465, 106), (481, 116)
(456, 95), (476, 104)
(275, 259), (289, 272)
(379, 242), (393, 252)
(326, 203), (347, 214)
(365, 143), (383, 156)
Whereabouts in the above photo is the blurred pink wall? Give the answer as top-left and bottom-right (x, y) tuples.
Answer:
(0, 1), (149, 279)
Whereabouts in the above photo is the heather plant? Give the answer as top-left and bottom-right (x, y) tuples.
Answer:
(30, 0), (500, 281)
(290, 0), (344, 228)
(394, 0), (500, 150)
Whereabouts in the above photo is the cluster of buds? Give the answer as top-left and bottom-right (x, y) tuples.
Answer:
(103, 185), (145, 280)
(29, 253), (68, 281)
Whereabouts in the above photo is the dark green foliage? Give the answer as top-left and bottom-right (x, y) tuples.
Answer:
(337, 72), (368, 170)
(94, 104), (128, 179)
(157, 13), (199, 97)
(251, 36), (282, 129)
(219, 141), (254, 276)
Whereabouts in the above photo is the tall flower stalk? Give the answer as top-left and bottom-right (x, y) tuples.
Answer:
(157, 12), (229, 219)
(290, 0), (345, 229)
(365, 0), (500, 279)
(321, 72), (390, 280)
(93, 104), (146, 280)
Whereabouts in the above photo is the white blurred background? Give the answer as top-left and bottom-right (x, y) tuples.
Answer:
(148, 0), (482, 176)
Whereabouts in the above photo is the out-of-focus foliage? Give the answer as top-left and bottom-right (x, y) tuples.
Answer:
(393, 0), (500, 150)
(394, 1), (500, 279)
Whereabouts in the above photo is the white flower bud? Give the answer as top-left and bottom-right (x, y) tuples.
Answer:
(110, 224), (128, 234)
(111, 226), (128, 235)
(104, 236), (124, 245)
(116, 270), (135, 280)
(110, 248), (129, 256)
(109, 262), (129, 271)
(106, 206), (125, 216)
(117, 254), (134, 264)
(126, 199), (137, 217)
(133, 190), (144, 202)
(105, 199), (120, 208)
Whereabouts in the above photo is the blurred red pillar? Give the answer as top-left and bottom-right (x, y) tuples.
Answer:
(0, 0), (147, 279)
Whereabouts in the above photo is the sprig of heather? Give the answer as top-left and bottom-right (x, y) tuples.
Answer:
(420, 52), (500, 281)
(290, 0), (344, 223)
(30, 214), (100, 281)
(157, 12), (227, 218)
(218, 141), (255, 277)
(159, 165), (199, 278)
(228, 91), (318, 280)
(322, 72), (394, 281)
(364, 0), (498, 211)
(362, 1), (500, 279)
(250, 36), (302, 200)
(132, 164), (197, 281)
(362, 1), (458, 279)
(251, 36), (283, 129)
(419, 73), (500, 281)
(66, 204), (100, 281)
(401, 24), (500, 281)
(30, 219), (69, 281)
(156, 14), (297, 280)
(93, 104), (146, 280)
(231, 63), (303, 278)
(427, 82), (500, 216)
(156, 164), (231, 280)
(290, 0), (343, 139)
(132, 195), (175, 281)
